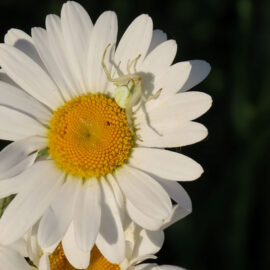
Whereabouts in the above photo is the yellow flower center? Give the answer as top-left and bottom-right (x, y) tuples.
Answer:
(49, 244), (120, 270)
(48, 94), (134, 178)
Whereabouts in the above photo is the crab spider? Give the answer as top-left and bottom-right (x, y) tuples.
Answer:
(102, 44), (162, 136)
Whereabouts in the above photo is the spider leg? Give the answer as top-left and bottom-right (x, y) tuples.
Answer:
(142, 88), (163, 102)
(102, 43), (119, 83)
(127, 54), (141, 74)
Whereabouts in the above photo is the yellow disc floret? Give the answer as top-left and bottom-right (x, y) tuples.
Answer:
(49, 244), (120, 270)
(48, 94), (134, 178)
(88, 245), (120, 270)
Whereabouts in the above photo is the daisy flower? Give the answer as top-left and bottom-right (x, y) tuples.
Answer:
(0, 0), (211, 267)
(0, 209), (186, 270)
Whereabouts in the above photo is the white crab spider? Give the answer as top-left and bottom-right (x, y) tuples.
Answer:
(102, 44), (162, 135)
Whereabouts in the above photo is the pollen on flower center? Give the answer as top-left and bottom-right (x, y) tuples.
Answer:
(49, 244), (120, 270)
(48, 93), (134, 178)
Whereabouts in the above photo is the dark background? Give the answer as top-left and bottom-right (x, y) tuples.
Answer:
(0, 0), (269, 269)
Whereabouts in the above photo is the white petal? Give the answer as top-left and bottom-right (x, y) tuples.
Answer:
(8, 238), (28, 257)
(73, 178), (101, 252)
(0, 69), (17, 87)
(42, 242), (59, 254)
(96, 177), (125, 264)
(156, 179), (192, 226)
(0, 175), (31, 199)
(126, 200), (165, 231)
(163, 204), (190, 230)
(62, 223), (90, 269)
(0, 136), (46, 180)
(86, 11), (118, 93)
(137, 91), (212, 123)
(0, 106), (47, 141)
(135, 263), (157, 270)
(0, 161), (64, 245)
(129, 147), (203, 181)
(115, 166), (172, 220)
(157, 180), (191, 212)
(38, 176), (80, 248)
(0, 81), (52, 124)
(132, 228), (164, 259)
(25, 225), (41, 266)
(142, 40), (177, 76)
(106, 174), (125, 223)
(130, 254), (157, 268)
(0, 154), (37, 182)
(155, 60), (211, 99)
(114, 14), (153, 72)
(179, 60), (211, 93)
(137, 120), (208, 148)
(61, 1), (93, 92)
(5, 28), (47, 70)
(147, 29), (167, 53)
(31, 27), (72, 101)
(0, 247), (30, 270)
(39, 254), (50, 270)
(5, 29), (31, 45)
(45, 15), (81, 97)
(0, 44), (63, 109)
(157, 265), (186, 270)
